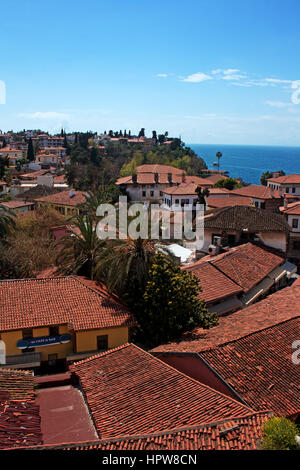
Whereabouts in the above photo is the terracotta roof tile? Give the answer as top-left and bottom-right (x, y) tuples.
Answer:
(70, 344), (255, 439)
(152, 283), (300, 354)
(201, 317), (300, 417)
(0, 276), (135, 332)
(203, 205), (290, 232)
(206, 196), (253, 208)
(230, 185), (282, 199)
(29, 411), (271, 450)
(267, 174), (300, 184)
(34, 189), (86, 206)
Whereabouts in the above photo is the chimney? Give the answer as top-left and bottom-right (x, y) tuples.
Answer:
(284, 195), (288, 209)
(132, 173), (137, 184)
(154, 173), (159, 184)
(168, 173), (172, 184)
(182, 172), (186, 183)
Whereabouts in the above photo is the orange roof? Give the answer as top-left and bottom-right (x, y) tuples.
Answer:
(280, 201), (300, 215)
(267, 173), (300, 184)
(1, 200), (34, 209)
(152, 283), (300, 354)
(35, 189), (86, 206)
(206, 196), (252, 208)
(70, 344), (255, 439)
(201, 316), (300, 417)
(163, 182), (198, 195)
(35, 411), (271, 450)
(0, 276), (135, 332)
(184, 261), (242, 303)
(116, 173), (184, 185)
(230, 185), (281, 199)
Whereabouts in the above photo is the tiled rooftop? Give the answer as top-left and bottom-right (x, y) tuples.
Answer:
(0, 368), (35, 401)
(201, 316), (300, 417)
(267, 173), (300, 184)
(31, 411), (271, 450)
(70, 344), (255, 439)
(230, 185), (282, 199)
(0, 276), (135, 332)
(206, 196), (253, 208)
(34, 189), (86, 206)
(152, 283), (300, 354)
(203, 205), (290, 232)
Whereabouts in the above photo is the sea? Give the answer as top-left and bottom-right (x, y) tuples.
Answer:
(189, 144), (300, 185)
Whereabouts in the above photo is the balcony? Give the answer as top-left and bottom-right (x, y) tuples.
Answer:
(1, 352), (41, 369)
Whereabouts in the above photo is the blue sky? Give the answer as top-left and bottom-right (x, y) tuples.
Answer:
(1, 0), (300, 145)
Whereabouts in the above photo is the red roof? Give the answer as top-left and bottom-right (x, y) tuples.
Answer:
(0, 276), (135, 332)
(137, 164), (185, 175)
(70, 344), (255, 439)
(0, 369), (42, 449)
(206, 196), (253, 208)
(209, 242), (283, 292)
(35, 189), (86, 206)
(230, 185), (281, 199)
(32, 411), (271, 450)
(184, 261), (242, 303)
(280, 201), (300, 215)
(152, 283), (300, 354)
(1, 200), (34, 209)
(267, 174), (300, 184)
(201, 316), (300, 417)
(163, 182), (199, 195)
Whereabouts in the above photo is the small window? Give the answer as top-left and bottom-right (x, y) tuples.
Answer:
(22, 328), (33, 339)
(286, 187), (290, 193)
(142, 191), (146, 197)
(261, 202), (265, 209)
(97, 335), (108, 351)
(150, 191), (154, 197)
(49, 326), (59, 337)
(292, 219), (299, 229)
(293, 241), (300, 250)
(292, 187), (296, 193)
(255, 201), (259, 208)
(48, 354), (58, 366)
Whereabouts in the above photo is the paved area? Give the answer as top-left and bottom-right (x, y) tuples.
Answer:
(35, 385), (98, 444)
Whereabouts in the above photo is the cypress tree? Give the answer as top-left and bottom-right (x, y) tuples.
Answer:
(27, 138), (35, 161)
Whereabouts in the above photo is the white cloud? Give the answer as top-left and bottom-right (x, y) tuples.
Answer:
(265, 100), (291, 108)
(182, 72), (212, 83)
(264, 78), (293, 85)
(223, 69), (240, 75)
(18, 111), (70, 120)
(157, 73), (168, 78)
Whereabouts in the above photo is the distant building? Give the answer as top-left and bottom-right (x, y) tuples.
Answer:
(1, 200), (35, 214)
(267, 173), (300, 197)
(35, 189), (86, 216)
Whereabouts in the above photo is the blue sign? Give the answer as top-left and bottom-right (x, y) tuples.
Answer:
(17, 334), (71, 349)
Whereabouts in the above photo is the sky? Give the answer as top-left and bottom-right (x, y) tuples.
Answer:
(1, 0), (300, 146)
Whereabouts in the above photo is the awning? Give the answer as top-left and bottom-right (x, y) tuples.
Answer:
(268, 261), (297, 282)
(208, 296), (242, 315)
(243, 276), (274, 306)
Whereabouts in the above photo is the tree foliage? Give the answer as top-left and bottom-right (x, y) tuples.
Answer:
(260, 417), (299, 450)
(214, 177), (242, 190)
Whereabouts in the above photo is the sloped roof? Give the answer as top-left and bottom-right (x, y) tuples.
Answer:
(230, 185), (281, 200)
(206, 196), (253, 208)
(137, 164), (185, 174)
(184, 261), (243, 303)
(280, 201), (300, 215)
(0, 276), (135, 332)
(0, 368), (35, 401)
(267, 174), (300, 184)
(70, 343), (255, 439)
(203, 205), (290, 232)
(31, 411), (271, 450)
(34, 189), (86, 206)
(201, 316), (300, 417)
(152, 283), (300, 354)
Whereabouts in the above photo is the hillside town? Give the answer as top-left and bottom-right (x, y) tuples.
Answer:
(0, 128), (299, 453)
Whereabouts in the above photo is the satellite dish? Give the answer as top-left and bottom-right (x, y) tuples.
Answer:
(0, 340), (6, 365)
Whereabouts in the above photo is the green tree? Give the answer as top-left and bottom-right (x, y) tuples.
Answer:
(260, 417), (299, 450)
(0, 204), (15, 240)
(216, 151), (222, 170)
(261, 170), (285, 186)
(195, 186), (210, 208)
(134, 253), (217, 347)
(27, 137), (35, 161)
(95, 238), (156, 295)
(214, 177), (241, 190)
(0, 156), (9, 179)
(56, 214), (105, 279)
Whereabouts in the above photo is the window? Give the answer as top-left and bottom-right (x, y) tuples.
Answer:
(286, 187), (290, 193)
(175, 199), (179, 205)
(292, 187), (296, 193)
(48, 354), (58, 366)
(22, 329), (34, 354)
(293, 241), (300, 250)
(261, 202), (265, 209)
(292, 218), (299, 229)
(160, 191), (163, 197)
(97, 335), (108, 351)
(142, 191), (146, 197)
(150, 191), (154, 197)
(255, 201), (259, 208)
(49, 326), (59, 337)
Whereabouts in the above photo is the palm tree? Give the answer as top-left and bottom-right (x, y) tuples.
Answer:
(94, 237), (157, 294)
(0, 204), (15, 241)
(56, 214), (105, 279)
(216, 152), (222, 170)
